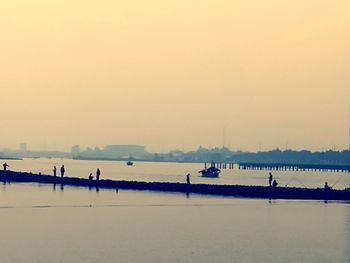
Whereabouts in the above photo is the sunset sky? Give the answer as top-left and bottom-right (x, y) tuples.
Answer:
(0, 0), (349, 152)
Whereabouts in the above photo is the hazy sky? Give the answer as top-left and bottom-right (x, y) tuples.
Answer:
(1, 0), (349, 152)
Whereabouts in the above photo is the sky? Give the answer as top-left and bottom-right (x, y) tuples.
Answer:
(0, 0), (349, 152)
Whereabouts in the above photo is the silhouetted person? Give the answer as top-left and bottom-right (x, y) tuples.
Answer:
(3, 163), (9, 171)
(96, 168), (101, 181)
(272, 179), (278, 188)
(53, 166), (57, 177)
(324, 182), (330, 191)
(186, 173), (191, 184)
(269, 172), (273, 187)
(60, 165), (65, 177)
(88, 173), (94, 181)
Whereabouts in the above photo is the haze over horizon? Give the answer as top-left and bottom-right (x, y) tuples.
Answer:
(1, 0), (350, 152)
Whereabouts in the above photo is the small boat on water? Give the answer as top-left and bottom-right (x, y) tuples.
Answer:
(199, 162), (220, 178)
(126, 160), (134, 166)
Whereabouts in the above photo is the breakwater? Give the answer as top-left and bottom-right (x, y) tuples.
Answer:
(1, 170), (350, 200)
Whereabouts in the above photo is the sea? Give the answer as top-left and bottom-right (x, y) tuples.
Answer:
(0, 158), (349, 263)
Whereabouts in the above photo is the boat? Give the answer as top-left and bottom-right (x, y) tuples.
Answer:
(126, 160), (134, 166)
(199, 162), (221, 178)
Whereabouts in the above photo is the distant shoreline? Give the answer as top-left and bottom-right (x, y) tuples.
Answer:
(0, 157), (22, 161)
(72, 156), (203, 163)
(2, 147), (349, 166)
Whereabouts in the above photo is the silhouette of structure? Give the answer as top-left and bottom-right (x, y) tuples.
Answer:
(1, 170), (348, 201)
(238, 162), (350, 173)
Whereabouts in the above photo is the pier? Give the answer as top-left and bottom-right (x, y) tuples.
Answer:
(1, 170), (350, 201)
(204, 162), (235, 169)
(237, 162), (350, 173)
(203, 162), (350, 172)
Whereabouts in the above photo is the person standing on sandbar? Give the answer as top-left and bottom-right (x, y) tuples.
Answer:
(186, 173), (191, 184)
(272, 179), (278, 188)
(60, 165), (65, 177)
(3, 163), (9, 171)
(269, 172), (273, 187)
(96, 168), (101, 181)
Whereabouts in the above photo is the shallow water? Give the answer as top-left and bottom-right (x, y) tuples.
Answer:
(1, 159), (349, 262)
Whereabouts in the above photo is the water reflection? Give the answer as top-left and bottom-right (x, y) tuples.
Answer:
(0, 183), (350, 263)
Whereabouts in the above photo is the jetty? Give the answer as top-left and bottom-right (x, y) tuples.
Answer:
(1, 170), (350, 201)
(238, 162), (350, 173)
(202, 162), (350, 173)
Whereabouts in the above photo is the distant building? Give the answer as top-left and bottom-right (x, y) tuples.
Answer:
(103, 145), (148, 158)
(71, 145), (81, 156)
(20, 143), (27, 152)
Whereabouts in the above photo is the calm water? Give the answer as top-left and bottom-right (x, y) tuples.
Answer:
(1, 158), (350, 262)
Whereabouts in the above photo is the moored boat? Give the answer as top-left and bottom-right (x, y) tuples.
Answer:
(199, 162), (220, 177)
